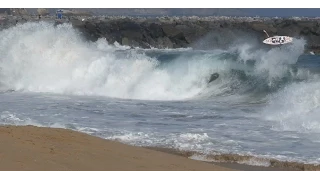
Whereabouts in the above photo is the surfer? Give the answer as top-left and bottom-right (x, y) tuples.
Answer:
(208, 73), (219, 84)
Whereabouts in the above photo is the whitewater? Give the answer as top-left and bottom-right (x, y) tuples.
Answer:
(1, 22), (320, 167)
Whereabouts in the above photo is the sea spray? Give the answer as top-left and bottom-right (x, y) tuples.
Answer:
(0, 22), (210, 100)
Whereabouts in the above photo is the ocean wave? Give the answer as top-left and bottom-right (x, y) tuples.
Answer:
(0, 21), (314, 103)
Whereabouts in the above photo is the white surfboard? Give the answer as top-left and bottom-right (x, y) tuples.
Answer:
(263, 36), (293, 45)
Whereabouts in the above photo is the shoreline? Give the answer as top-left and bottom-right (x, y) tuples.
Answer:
(0, 125), (318, 171)
(144, 147), (320, 171)
(0, 125), (231, 171)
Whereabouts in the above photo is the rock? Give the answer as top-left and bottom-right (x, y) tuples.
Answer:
(10, 8), (29, 16)
(162, 25), (181, 37)
(3, 15), (320, 53)
(147, 23), (164, 38)
(60, 9), (92, 17)
(121, 30), (143, 40)
(84, 22), (96, 32)
(121, 37), (129, 46)
(157, 37), (173, 48)
(251, 22), (277, 33)
(70, 19), (83, 27)
(37, 9), (49, 16)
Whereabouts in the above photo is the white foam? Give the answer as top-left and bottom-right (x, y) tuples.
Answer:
(189, 154), (271, 167)
(0, 111), (68, 128)
(189, 154), (216, 162)
(231, 37), (306, 82)
(100, 130), (215, 153)
(238, 158), (271, 167)
(0, 22), (213, 101)
(189, 152), (271, 167)
(0, 111), (37, 126)
(263, 79), (320, 133)
(107, 131), (154, 146)
(179, 133), (210, 142)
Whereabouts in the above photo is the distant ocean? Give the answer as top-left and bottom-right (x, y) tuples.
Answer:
(1, 22), (320, 168)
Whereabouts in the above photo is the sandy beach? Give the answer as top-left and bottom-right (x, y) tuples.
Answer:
(0, 125), (234, 171)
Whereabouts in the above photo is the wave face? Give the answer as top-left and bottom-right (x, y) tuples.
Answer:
(0, 21), (311, 101)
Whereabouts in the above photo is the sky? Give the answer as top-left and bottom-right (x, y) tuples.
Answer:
(243, 8), (320, 17)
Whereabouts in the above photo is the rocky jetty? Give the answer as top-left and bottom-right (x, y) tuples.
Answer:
(1, 15), (320, 53)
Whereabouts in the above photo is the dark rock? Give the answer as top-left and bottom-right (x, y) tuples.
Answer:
(100, 18), (318, 54)
(157, 37), (173, 48)
(3, 15), (320, 53)
(147, 23), (164, 38)
(70, 19), (83, 27)
(121, 30), (143, 40)
(162, 24), (181, 37)
(84, 22), (96, 32)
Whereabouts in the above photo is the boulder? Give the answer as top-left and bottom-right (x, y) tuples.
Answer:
(37, 9), (49, 16)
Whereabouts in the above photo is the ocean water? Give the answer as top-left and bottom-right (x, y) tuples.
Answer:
(1, 22), (320, 167)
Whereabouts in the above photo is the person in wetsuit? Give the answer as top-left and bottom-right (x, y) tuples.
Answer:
(208, 73), (219, 83)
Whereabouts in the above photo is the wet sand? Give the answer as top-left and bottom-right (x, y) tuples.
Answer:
(145, 147), (298, 171)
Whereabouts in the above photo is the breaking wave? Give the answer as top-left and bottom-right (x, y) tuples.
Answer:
(0, 21), (312, 102)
